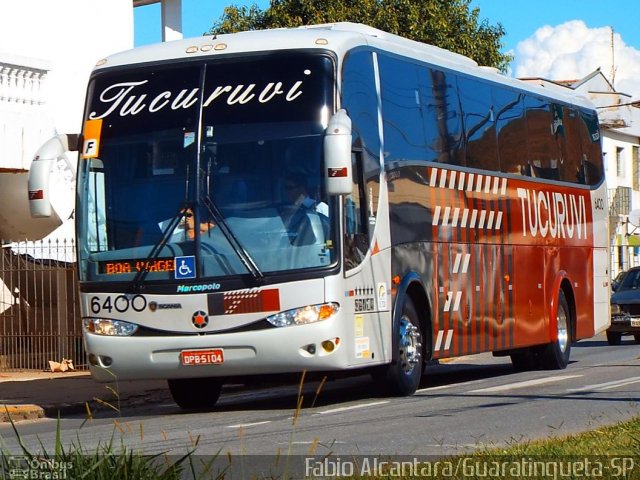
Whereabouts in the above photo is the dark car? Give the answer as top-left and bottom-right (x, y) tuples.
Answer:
(609, 266), (640, 345)
(611, 270), (627, 292)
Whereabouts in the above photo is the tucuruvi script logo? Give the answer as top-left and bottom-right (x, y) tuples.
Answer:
(516, 187), (587, 239)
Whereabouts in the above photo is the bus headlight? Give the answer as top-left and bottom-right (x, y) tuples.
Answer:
(266, 303), (339, 328)
(83, 318), (138, 336)
(610, 304), (622, 315)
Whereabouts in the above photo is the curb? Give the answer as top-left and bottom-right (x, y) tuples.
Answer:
(1, 405), (45, 423)
(1, 400), (103, 424)
(1, 389), (170, 424)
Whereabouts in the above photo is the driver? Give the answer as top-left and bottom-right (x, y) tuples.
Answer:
(181, 207), (215, 240)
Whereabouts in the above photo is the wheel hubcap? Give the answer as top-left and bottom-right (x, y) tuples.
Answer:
(399, 316), (421, 374)
(557, 305), (569, 353)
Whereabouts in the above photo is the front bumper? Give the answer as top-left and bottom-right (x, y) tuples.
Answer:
(84, 318), (352, 382)
(608, 314), (640, 333)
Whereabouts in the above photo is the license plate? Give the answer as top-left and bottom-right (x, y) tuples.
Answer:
(180, 349), (224, 366)
(631, 319), (640, 327)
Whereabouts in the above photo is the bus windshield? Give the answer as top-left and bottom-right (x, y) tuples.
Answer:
(77, 53), (336, 283)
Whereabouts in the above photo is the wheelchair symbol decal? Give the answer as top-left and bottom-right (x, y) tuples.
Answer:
(175, 256), (196, 279)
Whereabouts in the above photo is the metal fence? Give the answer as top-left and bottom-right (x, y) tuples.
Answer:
(0, 238), (84, 371)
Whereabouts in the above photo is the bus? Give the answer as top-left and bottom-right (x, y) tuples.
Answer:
(29, 22), (610, 409)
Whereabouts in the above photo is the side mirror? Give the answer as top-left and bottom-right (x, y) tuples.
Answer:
(28, 134), (78, 218)
(324, 109), (353, 196)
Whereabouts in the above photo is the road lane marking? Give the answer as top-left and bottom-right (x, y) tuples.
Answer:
(416, 384), (461, 393)
(314, 400), (389, 415)
(284, 441), (344, 445)
(225, 421), (272, 428)
(567, 376), (640, 393)
(468, 375), (582, 393)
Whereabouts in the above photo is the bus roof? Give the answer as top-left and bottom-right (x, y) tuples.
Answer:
(94, 22), (594, 110)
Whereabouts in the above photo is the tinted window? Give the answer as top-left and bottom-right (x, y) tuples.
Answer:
(524, 96), (558, 179)
(578, 110), (604, 185)
(420, 68), (464, 165)
(341, 50), (381, 268)
(78, 54), (338, 282)
(84, 64), (202, 251)
(458, 76), (498, 171)
(492, 87), (526, 175)
(378, 54), (427, 163)
(557, 106), (583, 183)
(619, 268), (640, 291)
(341, 50), (381, 161)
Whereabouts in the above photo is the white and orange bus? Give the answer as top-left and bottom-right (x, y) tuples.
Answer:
(29, 23), (610, 408)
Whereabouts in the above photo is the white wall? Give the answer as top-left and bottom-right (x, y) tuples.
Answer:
(0, 54), (54, 170)
(0, 0), (134, 165)
(0, 0), (133, 241)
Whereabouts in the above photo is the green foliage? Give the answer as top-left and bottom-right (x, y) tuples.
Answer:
(207, 0), (512, 71)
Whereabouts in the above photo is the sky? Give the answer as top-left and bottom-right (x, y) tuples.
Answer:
(134, 0), (640, 98)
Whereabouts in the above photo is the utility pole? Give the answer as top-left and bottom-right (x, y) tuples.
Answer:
(610, 26), (616, 88)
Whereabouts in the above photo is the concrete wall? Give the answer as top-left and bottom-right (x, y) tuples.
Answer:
(0, 0), (134, 141)
(0, 0), (134, 241)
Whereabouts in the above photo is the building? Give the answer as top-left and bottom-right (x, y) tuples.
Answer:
(0, 53), (57, 239)
(0, 0), (183, 369)
(0, 0), (134, 241)
(522, 70), (640, 277)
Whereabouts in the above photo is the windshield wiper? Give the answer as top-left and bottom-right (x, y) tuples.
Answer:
(128, 196), (264, 290)
(129, 204), (187, 293)
(201, 195), (264, 283)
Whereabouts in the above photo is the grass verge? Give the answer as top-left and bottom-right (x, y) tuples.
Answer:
(1, 414), (638, 478)
(1, 371), (639, 480)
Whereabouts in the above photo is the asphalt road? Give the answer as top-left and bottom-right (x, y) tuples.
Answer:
(1, 333), (639, 461)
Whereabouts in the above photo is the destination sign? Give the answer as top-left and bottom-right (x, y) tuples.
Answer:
(99, 258), (175, 275)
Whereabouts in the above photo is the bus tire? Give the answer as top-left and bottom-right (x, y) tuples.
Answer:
(168, 377), (222, 409)
(510, 350), (536, 372)
(539, 290), (572, 369)
(382, 297), (423, 396)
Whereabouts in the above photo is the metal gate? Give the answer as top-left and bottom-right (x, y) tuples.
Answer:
(0, 239), (84, 371)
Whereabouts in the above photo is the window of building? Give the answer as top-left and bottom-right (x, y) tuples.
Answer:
(617, 147), (625, 178)
(632, 146), (640, 190)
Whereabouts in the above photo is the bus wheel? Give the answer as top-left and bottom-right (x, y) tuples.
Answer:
(634, 334), (640, 345)
(539, 290), (572, 369)
(510, 350), (535, 372)
(168, 377), (222, 409)
(383, 297), (423, 396)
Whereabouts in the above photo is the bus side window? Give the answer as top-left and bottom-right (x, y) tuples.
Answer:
(420, 68), (464, 165)
(378, 54), (427, 163)
(458, 76), (498, 171)
(578, 109), (604, 185)
(559, 106), (584, 184)
(493, 87), (526, 175)
(524, 96), (557, 180)
(341, 50), (380, 270)
(344, 149), (370, 269)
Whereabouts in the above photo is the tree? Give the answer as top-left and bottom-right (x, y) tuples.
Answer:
(207, 0), (512, 71)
